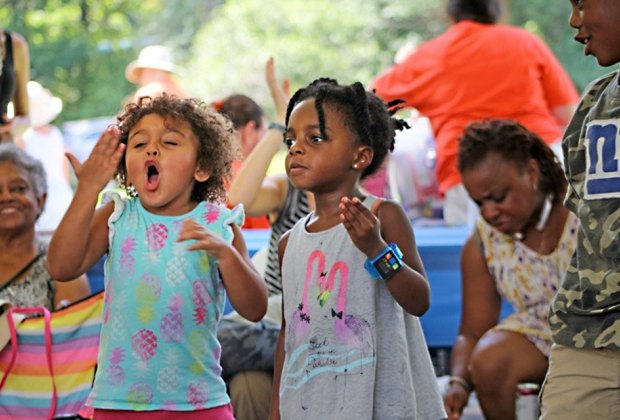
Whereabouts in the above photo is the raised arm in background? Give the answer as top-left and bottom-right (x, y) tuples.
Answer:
(228, 57), (291, 218)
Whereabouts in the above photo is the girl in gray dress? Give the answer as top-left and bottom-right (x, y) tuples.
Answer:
(270, 79), (446, 420)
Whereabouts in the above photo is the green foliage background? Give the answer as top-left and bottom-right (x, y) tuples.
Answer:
(0, 0), (614, 123)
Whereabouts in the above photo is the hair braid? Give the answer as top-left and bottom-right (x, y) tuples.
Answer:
(528, 135), (566, 199)
(285, 88), (305, 127)
(314, 87), (328, 139)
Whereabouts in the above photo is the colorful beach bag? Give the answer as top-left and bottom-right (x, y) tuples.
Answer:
(0, 291), (104, 420)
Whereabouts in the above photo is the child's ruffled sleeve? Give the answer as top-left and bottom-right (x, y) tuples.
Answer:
(218, 203), (245, 245)
(224, 204), (245, 227)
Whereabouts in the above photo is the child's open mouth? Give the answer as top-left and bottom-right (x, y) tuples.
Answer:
(145, 162), (160, 191)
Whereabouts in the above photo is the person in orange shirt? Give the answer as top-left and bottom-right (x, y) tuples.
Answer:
(373, 0), (579, 226)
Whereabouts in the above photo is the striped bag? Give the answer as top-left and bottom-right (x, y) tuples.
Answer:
(0, 291), (103, 420)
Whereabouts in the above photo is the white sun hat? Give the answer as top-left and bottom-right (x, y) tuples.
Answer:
(125, 45), (178, 84)
(28, 81), (63, 128)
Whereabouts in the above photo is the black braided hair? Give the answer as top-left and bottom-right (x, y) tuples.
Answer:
(457, 119), (566, 200)
(284, 78), (408, 179)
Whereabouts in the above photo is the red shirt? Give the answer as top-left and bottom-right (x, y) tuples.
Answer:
(373, 21), (579, 194)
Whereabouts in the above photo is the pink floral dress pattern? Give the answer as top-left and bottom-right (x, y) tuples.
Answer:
(476, 212), (579, 356)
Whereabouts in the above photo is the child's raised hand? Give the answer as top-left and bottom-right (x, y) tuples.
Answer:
(177, 218), (231, 260)
(339, 196), (386, 257)
(66, 125), (125, 192)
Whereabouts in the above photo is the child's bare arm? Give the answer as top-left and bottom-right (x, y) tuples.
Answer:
(53, 274), (91, 308)
(339, 197), (430, 316)
(177, 220), (267, 322)
(48, 126), (124, 280)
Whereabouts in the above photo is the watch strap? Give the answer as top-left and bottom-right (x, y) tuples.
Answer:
(364, 243), (404, 281)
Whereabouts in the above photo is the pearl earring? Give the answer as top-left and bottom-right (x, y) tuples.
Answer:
(353, 164), (358, 169)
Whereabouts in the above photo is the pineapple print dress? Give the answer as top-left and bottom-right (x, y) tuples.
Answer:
(86, 193), (244, 411)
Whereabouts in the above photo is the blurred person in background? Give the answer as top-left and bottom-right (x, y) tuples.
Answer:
(0, 29), (29, 143)
(215, 94), (268, 161)
(373, 0), (579, 226)
(0, 143), (90, 310)
(20, 81), (74, 234)
(444, 120), (578, 420)
(215, 93), (270, 229)
(125, 44), (188, 104)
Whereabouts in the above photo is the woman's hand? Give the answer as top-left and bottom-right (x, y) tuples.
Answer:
(443, 383), (469, 420)
(339, 196), (386, 257)
(265, 57), (290, 122)
(66, 125), (125, 193)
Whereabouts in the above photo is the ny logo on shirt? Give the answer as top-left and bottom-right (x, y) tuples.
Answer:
(585, 120), (620, 199)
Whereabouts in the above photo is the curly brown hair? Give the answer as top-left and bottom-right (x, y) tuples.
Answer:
(114, 94), (239, 203)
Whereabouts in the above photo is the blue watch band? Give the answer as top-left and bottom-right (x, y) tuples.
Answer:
(364, 243), (404, 280)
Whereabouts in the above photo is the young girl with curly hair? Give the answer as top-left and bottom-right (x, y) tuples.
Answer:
(48, 94), (267, 419)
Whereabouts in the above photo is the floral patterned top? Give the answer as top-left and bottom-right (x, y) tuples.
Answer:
(476, 212), (579, 356)
(0, 242), (54, 311)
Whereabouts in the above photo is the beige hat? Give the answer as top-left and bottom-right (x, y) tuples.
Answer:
(125, 45), (178, 84)
(28, 81), (63, 128)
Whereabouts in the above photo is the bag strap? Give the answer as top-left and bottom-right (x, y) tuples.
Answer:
(0, 308), (19, 391)
(0, 252), (45, 293)
(0, 306), (57, 420)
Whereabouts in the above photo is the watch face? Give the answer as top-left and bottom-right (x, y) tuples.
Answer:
(373, 250), (402, 278)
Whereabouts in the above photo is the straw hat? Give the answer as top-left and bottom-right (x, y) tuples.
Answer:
(28, 81), (63, 128)
(125, 45), (178, 84)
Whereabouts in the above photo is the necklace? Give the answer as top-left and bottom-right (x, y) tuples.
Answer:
(514, 193), (554, 241)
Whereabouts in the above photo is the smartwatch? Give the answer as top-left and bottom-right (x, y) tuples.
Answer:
(364, 243), (404, 281)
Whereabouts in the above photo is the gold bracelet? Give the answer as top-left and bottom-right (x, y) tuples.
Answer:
(448, 375), (471, 393)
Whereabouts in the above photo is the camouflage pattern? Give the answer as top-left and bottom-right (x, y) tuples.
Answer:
(549, 71), (620, 349)
(217, 318), (280, 380)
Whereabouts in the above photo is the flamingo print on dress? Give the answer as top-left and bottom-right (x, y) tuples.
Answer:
(288, 250), (325, 343)
(281, 252), (376, 399)
(329, 261), (373, 356)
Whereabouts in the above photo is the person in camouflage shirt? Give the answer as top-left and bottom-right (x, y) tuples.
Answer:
(541, 1), (620, 419)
